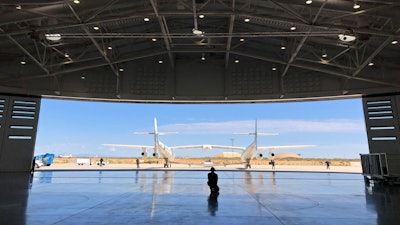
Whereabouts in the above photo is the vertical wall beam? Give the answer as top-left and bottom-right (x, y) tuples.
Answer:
(0, 95), (41, 172)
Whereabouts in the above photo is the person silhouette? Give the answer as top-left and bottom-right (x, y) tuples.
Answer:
(325, 161), (330, 169)
(270, 159), (275, 169)
(207, 167), (219, 195)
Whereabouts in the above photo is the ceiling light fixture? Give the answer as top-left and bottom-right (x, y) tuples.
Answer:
(290, 26), (296, 31)
(392, 40), (398, 45)
(16, 5), (22, 10)
(305, 0), (312, 5)
(368, 62), (374, 66)
(201, 53), (205, 61)
(73, 0), (80, 4)
(119, 68), (124, 72)
(272, 66), (277, 71)
(93, 25), (100, 30)
(20, 57), (26, 65)
(64, 53), (69, 58)
(199, 14), (205, 19)
(144, 17), (150, 22)
(322, 52), (327, 58)
(235, 59), (239, 63)
(45, 33), (61, 41)
(353, 1), (360, 9)
(338, 34), (356, 42)
(192, 28), (204, 36)
(239, 38), (245, 42)
(107, 45), (112, 50)
(158, 60), (163, 64)
(280, 44), (286, 50)
(244, 18), (250, 23)
(151, 38), (157, 42)
(81, 75), (86, 79)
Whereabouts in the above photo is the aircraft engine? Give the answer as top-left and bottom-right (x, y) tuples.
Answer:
(256, 153), (263, 160)
(153, 153), (158, 157)
(269, 152), (275, 159)
(141, 148), (148, 157)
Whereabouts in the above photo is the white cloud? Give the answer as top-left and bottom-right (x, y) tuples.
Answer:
(159, 119), (365, 134)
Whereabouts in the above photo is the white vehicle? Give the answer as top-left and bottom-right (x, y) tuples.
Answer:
(34, 159), (44, 168)
(103, 118), (211, 168)
(76, 158), (91, 165)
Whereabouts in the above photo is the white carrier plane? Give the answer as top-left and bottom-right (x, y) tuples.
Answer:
(103, 118), (212, 167)
(208, 120), (315, 168)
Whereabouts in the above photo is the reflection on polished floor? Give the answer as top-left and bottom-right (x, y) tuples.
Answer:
(0, 170), (399, 225)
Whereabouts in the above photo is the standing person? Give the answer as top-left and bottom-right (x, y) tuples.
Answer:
(325, 160), (330, 169)
(207, 167), (219, 195)
(136, 158), (140, 168)
(270, 159), (275, 169)
(99, 157), (104, 166)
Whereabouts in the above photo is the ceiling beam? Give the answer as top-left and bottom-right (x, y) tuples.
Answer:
(351, 36), (397, 78)
(281, 31), (309, 78)
(2, 9), (399, 39)
(85, 0), (120, 22)
(150, 0), (175, 69)
(0, 29), (49, 75)
(0, 51), (168, 82)
(231, 50), (400, 88)
(64, 0), (119, 76)
(224, 0), (235, 69)
(270, 0), (308, 24)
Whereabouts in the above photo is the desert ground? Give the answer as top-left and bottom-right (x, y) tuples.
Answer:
(37, 157), (362, 173)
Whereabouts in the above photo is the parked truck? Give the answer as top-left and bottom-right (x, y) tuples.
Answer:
(34, 153), (55, 168)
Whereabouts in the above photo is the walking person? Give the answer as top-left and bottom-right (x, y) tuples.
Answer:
(270, 159), (275, 169)
(325, 160), (330, 169)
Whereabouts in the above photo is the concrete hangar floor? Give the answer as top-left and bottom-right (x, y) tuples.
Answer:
(0, 169), (398, 225)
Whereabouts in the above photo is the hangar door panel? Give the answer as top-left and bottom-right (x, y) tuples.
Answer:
(0, 95), (41, 172)
(363, 96), (400, 154)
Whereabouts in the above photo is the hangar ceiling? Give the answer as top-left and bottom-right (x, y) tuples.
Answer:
(0, 0), (399, 102)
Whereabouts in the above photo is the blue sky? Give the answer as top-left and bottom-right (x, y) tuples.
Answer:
(34, 98), (369, 159)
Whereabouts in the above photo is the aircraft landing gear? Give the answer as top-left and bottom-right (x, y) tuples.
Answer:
(245, 160), (251, 169)
(163, 158), (170, 168)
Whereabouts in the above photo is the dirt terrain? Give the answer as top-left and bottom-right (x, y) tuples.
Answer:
(53, 157), (357, 166)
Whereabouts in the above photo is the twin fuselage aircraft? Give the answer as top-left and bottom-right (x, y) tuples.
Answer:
(103, 118), (315, 168)
(103, 118), (212, 167)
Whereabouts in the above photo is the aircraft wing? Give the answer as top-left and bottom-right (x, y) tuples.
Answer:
(102, 144), (154, 149)
(170, 145), (213, 150)
(204, 145), (247, 151)
(258, 145), (316, 151)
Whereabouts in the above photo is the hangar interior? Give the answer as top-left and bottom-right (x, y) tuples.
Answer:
(0, 0), (399, 175)
(0, 0), (399, 102)
(0, 1), (400, 224)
